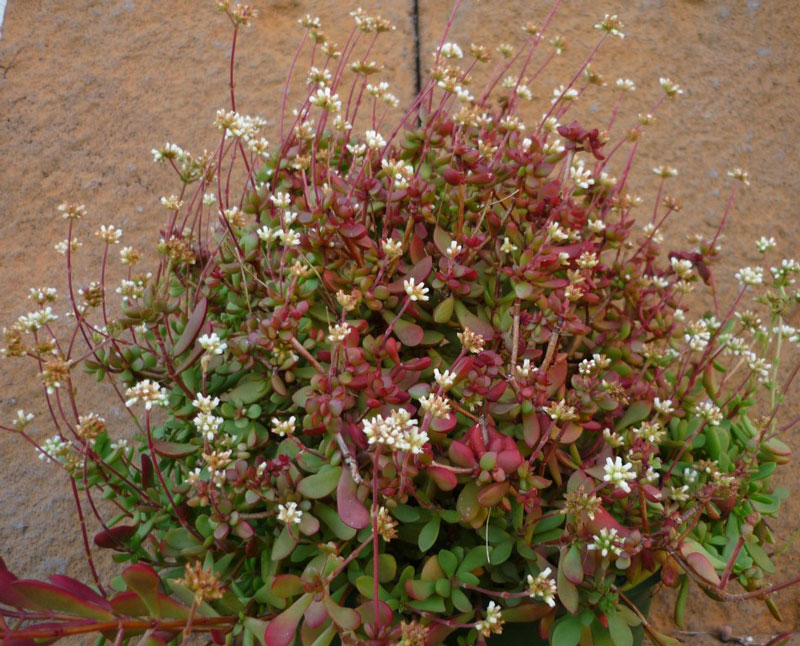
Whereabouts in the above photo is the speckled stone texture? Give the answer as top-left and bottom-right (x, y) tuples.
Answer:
(0, 2), (798, 644)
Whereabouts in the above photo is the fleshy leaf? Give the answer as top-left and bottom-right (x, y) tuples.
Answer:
(337, 468), (369, 529)
(12, 581), (114, 620)
(322, 595), (361, 631)
(685, 551), (721, 586)
(94, 524), (138, 550)
(152, 440), (199, 457)
(172, 297), (208, 356)
(561, 544), (584, 585)
(264, 593), (313, 646)
(270, 574), (304, 599)
(122, 564), (161, 618)
(297, 466), (342, 499)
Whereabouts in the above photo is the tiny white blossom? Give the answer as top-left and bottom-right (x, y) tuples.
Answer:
(365, 130), (386, 150)
(327, 323), (351, 343)
(277, 501), (303, 525)
(526, 569), (557, 607)
(404, 277), (429, 302)
(270, 192), (292, 209)
(12, 409), (34, 429)
(434, 369), (455, 390)
(445, 240), (462, 259)
(727, 168), (750, 186)
(198, 332), (227, 355)
(500, 237), (518, 254)
(615, 78), (635, 92)
(603, 456), (636, 493)
(695, 400), (723, 426)
(95, 225), (123, 244)
(125, 380), (169, 410)
(271, 416), (297, 437)
(756, 236), (776, 254)
(735, 266), (763, 287)
(659, 77), (684, 97)
(192, 394), (220, 414)
(587, 527), (623, 558)
(654, 397), (675, 415)
(595, 14), (624, 38)
(438, 42), (464, 59)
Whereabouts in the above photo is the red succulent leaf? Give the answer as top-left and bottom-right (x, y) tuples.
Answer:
(337, 468), (370, 529)
(264, 593), (313, 646)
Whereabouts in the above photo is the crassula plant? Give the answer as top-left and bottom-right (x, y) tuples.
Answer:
(2, 3), (799, 646)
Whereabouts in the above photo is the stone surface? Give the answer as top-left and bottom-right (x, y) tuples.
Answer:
(1, 1), (798, 644)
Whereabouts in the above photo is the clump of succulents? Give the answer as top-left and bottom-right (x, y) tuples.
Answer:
(2, 3), (799, 646)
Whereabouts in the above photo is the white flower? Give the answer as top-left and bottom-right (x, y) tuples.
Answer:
(365, 130), (386, 150)
(95, 225), (123, 244)
(438, 42), (464, 59)
(198, 332), (227, 355)
(615, 78), (636, 92)
(659, 77), (684, 97)
(271, 416), (297, 437)
(257, 225), (280, 243)
(541, 115), (560, 132)
(475, 601), (504, 638)
(545, 399), (578, 423)
(279, 229), (301, 247)
(756, 236), (776, 253)
(653, 397), (675, 415)
(203, 192), (217, 206)
(28, 287), (57, 305)
(54, 238), (82, 256)
(551, 85), (579, 103)
(587, 218), (606, 234)
(327, 323), (350, 343)
(13, 409), (34, 429)
(38, 435), (70, 462)
(120, 246), (140, 265)
(735, 266), (763, 287)
(419, 393), (451, 419)
(577, 251), (599, 269)
(194, 412), (224, 441)
(500, 237), (518, 254)
(727, 168), (751, 186)
(603, 428), (624, 448)
(404, 277), (429, 302)
(683, 467), (698, 484)
(125, 380), (169, 410)
(277, 502), (303, 525)
(595, 14), (624, 38)
(310, 86), (342, 112)
(546, 222), (568, 242)
(151, 142), (184, 162)
(192, 394), (220, 413)
(434, 369), (455, 390)
(270, 192), (292, 209)
(445, 240), (462, 259)
(603, 456), (636, 493)
(381, 238), (403, 259)
(515, 358), (533, 378)
(542, 139), (564, 155)
(363, 409), (428, 454)
(652, 166), (678, 178)
(670, 257), (694, 280)
(527, 569), (557, 607)
(587, 527), (622, 558)
(695, 400), (723, 426)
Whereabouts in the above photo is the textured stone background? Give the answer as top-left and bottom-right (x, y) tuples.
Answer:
(1, 1), (799, 644)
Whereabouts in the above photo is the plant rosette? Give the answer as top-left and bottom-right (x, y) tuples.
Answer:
(1, 3), (798, 646)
